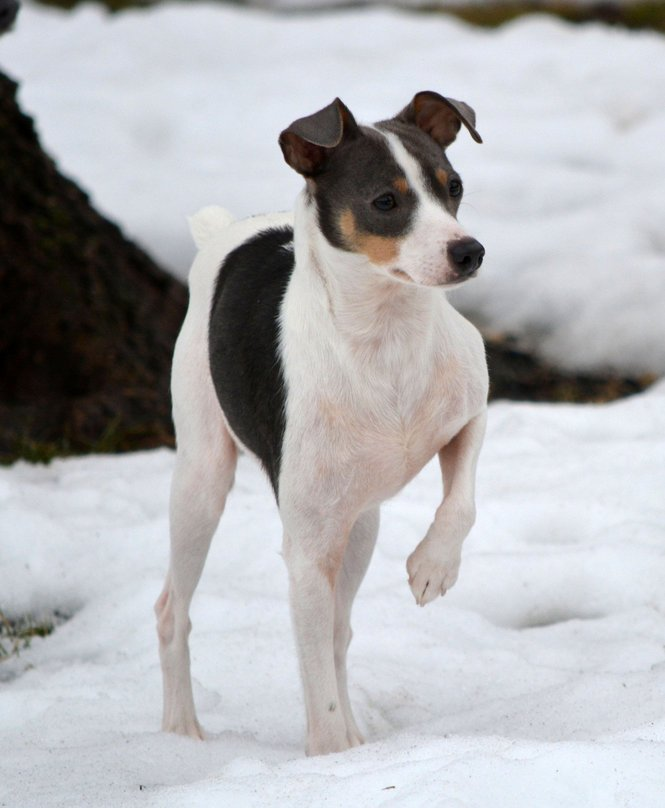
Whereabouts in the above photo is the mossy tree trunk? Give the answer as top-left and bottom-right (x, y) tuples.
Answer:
(0, 70), (188, 462)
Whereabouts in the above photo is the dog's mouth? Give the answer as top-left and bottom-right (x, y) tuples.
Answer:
(449, 268), (478, 284)
(389, 267), (480, 287)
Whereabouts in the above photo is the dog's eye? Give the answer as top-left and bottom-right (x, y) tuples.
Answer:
(448, 179), (463, 198)
(372, 193), (397, 212)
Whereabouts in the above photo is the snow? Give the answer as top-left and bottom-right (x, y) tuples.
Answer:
(2, 3), (665, 806)
(2, 1), (665, 375)
(2, 380), (665, 807)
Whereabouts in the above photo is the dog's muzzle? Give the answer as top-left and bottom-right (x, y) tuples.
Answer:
(448, 237), (485, 279)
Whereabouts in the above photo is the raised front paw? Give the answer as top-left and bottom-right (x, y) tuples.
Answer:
(406, 539), (461, 607)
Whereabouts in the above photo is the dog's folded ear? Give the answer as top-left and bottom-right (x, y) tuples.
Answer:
(279, 98), (359, 176)
(396, 91), (482, 148)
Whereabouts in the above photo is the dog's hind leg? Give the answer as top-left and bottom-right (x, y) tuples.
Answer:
(333, 507), (380, 747)
(155, 318), (237, 739)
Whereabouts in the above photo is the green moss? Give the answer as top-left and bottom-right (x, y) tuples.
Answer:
(37, 0), (156, 9)
(622, 2), (665, 29)
(1, 415), (175, 465)
(441, 1), (665, 32)
(0, 609), (56, 660)
(4, 435), (72, 465)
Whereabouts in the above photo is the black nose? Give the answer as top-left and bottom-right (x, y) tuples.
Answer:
(0, 1), (19, 34)
(448, 237), (485, 277)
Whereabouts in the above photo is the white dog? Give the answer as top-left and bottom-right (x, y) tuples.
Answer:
(155, 91), (488, 756)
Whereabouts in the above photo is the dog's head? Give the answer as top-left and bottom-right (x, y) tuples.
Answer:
(279, 91), (484, 288)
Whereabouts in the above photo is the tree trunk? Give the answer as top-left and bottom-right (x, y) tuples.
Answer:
(0, 70), (187, 462)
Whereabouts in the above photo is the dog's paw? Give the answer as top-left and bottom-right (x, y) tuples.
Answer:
(162, 713), (205, 740)
(306, 733), (354, 757)
(406, 539), (461, 607)
(347, 727), (365, 748)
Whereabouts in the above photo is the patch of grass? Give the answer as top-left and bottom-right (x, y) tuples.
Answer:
(435, 1), (665, 33)
(36, 0), (157, 10)
(0, 609), (57, 661)
(4, 435), (73, 466)
(1, 414), (175, 466)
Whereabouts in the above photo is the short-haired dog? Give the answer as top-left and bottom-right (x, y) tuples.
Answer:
(155, 91), (489, 756)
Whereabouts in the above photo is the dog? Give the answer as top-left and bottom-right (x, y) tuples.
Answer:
(155, 91), (489, 756)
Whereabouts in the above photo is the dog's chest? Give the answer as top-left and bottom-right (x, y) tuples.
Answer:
(371, 367), (475, 460)
(279, 260), (488, 505)
(295, 348), (485, 504)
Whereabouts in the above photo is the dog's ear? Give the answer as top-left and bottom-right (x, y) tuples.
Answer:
(279, 98), (359, 176)
(396, 91), (482, 148)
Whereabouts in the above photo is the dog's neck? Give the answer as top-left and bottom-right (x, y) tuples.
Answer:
(292, 191), (444, 364)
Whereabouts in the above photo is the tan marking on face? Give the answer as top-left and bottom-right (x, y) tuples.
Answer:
(338, 208), (357, 243)
(435, 168), (449, 187)
(338, 208), (400, 265)
(393, 176), (409, 195)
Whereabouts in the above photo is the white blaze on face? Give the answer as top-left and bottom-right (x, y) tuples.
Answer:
(382, 131), (470, 287)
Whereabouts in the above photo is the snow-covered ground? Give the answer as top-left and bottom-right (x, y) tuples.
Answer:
(2, 383), (665, 807)
(2, 3), (665, 806)
(2, 1), (665, 375)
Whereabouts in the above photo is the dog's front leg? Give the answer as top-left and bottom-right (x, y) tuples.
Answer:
(281, 504), (354, 756)
(407, 411), (487, 607)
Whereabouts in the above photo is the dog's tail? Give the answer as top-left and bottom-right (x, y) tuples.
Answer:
(188, 206), (236, 249)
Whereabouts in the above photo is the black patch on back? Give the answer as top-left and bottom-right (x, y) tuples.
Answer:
(313, 126), (417, 250)
(209, 226), (294, 496)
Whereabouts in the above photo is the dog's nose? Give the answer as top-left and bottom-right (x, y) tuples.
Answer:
(448, 238), (485, 277)
(0, 0), (19, 34)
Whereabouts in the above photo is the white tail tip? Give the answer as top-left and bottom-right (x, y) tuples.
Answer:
(188, 206), (236, 249)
